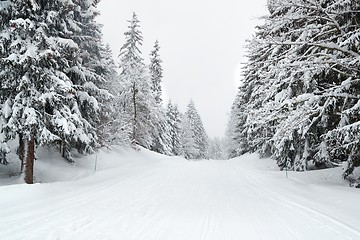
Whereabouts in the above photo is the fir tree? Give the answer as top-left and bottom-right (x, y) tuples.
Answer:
(148, 40), (172, 155)
(208, 137), (225, 160)
(118, 12), (156, 148)
(150, 107), (172, 155)
(166, 101), (182, 156)
(181, 114), (199, 160)
(93, 42), (118, 146)
(229, 0), (360, 184)
(149, 40), (163, 104)
(0, 0), (107, 183)
(182, 100), (209, 159)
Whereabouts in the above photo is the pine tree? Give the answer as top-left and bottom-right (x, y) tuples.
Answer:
(208, 137), (224, 160)
(0, 0), (107, 183)
(229, 0), (360, 183)
(225, 92), (250, 158)
(148, 40), (172, 154)
(150, 107), (172, 155)
(149, 40), (163, 104)
(181, 114), (199, 159)
(182, 100), (209, 159)
(166, 101), (182, 156)
(0, 0), (11, 165)
(118, 12), (156, 148)
(60, 0), (113, 157)
(95, 43), (125, 146)
(72, 0), (114, 132)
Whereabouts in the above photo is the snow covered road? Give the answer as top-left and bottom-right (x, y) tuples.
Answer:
(1, 149), (359, 240)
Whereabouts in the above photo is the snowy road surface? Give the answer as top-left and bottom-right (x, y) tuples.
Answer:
(1, 149), (359, 240)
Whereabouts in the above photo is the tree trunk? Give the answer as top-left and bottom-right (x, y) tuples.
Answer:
(24, 134), (35, 184)
(19, 133), (25, 173)
(132, 82), (137, 143)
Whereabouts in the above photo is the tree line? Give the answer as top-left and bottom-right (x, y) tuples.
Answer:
(0, 1), (219, 184)
(226, 0), (360, 186)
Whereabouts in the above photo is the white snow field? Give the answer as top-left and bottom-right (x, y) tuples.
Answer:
(1, 147), (360, 240)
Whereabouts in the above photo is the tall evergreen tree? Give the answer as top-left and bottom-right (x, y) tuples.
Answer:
(69, 1), (114, 148)
(181, 114), (199, 160)
(0, 1), (11, 165)
(97, 43), (124, 146)
(0, 0), (107, 183)
(148, 40), (172, 154)
(166, 100), (182, 156)
(208, 137), (225, 160)
(118, 12), (156, 148)
(149, 40), (163, 104)
(150, 107), (172, 155)
(182, 100), (209, 159)
(229, 0), (360, 184)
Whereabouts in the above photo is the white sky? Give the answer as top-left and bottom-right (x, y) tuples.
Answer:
(97, 0), (268, 138)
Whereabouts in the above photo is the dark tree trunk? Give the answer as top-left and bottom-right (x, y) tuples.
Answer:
(25, 135), (35, 184)
(18, 133), (25, 173)
(132, 82), (137, 143)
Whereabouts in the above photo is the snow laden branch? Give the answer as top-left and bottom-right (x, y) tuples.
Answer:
(227, 0), (360, 184)
(271, 40), (360, 58)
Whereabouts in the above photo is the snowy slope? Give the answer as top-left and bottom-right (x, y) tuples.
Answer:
(1, 147), (360, 240)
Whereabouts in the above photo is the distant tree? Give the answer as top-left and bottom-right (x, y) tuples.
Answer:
(181, 114), (199, 159)
(166, 101), (182, 155)
(149, 40), (163, 104)
(208, 137), (225, 160)
(182, 100), (209, 159)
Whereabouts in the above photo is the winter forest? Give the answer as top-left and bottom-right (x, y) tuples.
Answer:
(0, 0), (360, 185)
(1, 0), (360, 239)
(0, 1), (214, 185)
(226, 0), (360, 186)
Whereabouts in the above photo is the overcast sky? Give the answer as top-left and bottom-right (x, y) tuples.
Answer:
(97, 0), (268, 138)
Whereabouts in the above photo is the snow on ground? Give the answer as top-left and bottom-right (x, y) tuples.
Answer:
(1, 147), (359, 240)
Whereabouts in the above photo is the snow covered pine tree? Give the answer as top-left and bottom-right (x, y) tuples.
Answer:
(149, 40), (172, 155)
(118, 13), (157, 149)
(166, 100), (182, 156)
(182, 100), (209, 159)
(228, 0), (360, 185)
(0, 0), (108, 183)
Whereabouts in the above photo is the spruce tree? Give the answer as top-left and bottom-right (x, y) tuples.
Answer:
(97, 43), (122, 146)
(166, 101), (182, 156)
(0, 0), (107, 183)
(118, 12), (156, 148)
(229, 0), (360, 183)
(69, 0), (113, 145)
(148, 40), (172, 154)
(149, 40), (163, 104)
(208, 137), (224, 160)
(181, 114), (199, 160)
(182, 100), (209, 159)
(0, 0), (11, 165)
(150, 108), (172, 155)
